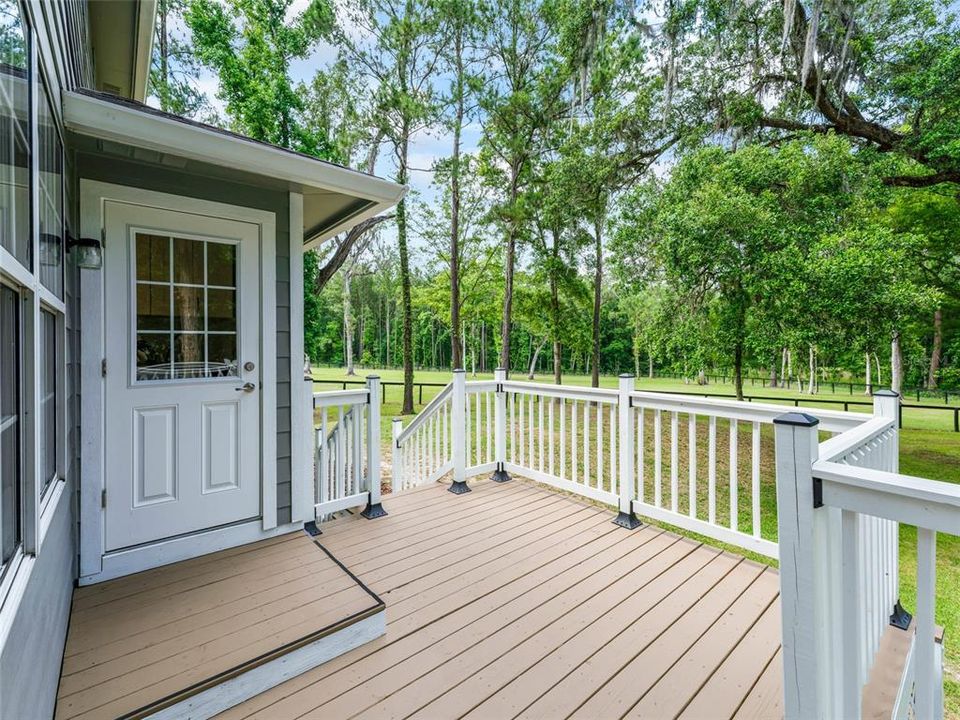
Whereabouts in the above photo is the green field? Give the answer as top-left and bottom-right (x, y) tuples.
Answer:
(313, 365), (960, 716)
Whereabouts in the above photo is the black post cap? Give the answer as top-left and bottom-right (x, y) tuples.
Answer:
(874, 389), (900, 397)
(619, 373), (635, 379)
(772, 412), (820, 427)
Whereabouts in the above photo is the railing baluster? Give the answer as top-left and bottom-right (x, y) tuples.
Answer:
(336, 406), (345, 501)
(841, 509), (862, 719)
(571, 400), (578, 485)
(486, 390), (493, 465)
(465, 389), (472, 467)
(539, 393), (545, 472)
(596, 402), (604, 491)
(708, 415), (717, 524)
(729, 418), (738, 531)
(637, 407), (644, 504)
(670, 411), (679, 513)
(609, 404), (617, 494)
(688, 413), (697, 518)
(548, 396), (555, 477)
(509, 392), (516, 465)
(528, 393), (535, 470)
(916, 527), (937, 720)
(654, 409), (662, 507)
(475, 391), (481, 466)
(583, 400), (590, 489)
(751, 421), (761, 537)
(559, 398), (566, 481)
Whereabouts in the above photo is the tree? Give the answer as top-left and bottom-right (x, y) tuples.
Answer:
(435, 0), (486, 369)
(649, 0), (960, 188)
(185, 0), (334, 151)
(150, 0), (209, 117)
(479, 0), (557, 377)
(338, 0), (443, 413)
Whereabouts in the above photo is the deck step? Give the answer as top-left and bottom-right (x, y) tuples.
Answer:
(55, 532), (384, 720)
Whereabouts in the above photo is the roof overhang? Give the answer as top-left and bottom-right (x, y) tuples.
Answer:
(88, 0), (156, 101)
(62, 90), (407, 248)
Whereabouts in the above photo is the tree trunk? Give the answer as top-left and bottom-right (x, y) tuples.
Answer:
(928, 308), (942, 389)
(591, 218), (602, 388)
(733, 341), (744, 400)
(891, 331), (903, 395)
(647, 350), (654, 379)
(874, 353), (882, 385)
(528, 337), (547, 379)
(780, 347), (787, 388)
(865, 351), (872, 394)
(807, 345), (816, 395)
(500, 166), (519, 377)
(397, 133), (414, 414)
(785, 349), (792, 390)
(449, 37), (464, 370)
(480, 320), (486, 373)
(549, 234), (562, 385)
(769, 353), (778, 388)
(343, 267), (355, 375)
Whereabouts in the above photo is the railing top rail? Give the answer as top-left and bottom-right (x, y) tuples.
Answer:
(629, 390), (867, 433)
(813, 459), (960, 535)
(817, 416), (894, 463)
(313, 388), (369, 408)
(465, 380), (497, 393)
(395, 382), (453, 444)
(502, 380), (618, 403)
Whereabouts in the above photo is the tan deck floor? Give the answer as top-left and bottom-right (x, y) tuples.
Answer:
(56, 532), (378, 720)
(219, 477), (784, 720)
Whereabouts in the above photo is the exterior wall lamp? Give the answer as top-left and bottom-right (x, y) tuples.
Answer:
(67, 233), (102, 269)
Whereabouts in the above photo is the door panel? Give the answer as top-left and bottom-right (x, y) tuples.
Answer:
(104, 201), (261, 551)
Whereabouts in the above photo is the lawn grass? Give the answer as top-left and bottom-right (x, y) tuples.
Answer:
(313, 365), (960, 716)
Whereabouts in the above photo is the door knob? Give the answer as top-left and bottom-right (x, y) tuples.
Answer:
(236, 382), (256, 393)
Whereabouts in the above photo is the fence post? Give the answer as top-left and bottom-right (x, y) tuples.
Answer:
(615, 375), (641, 529)
(391, 418), (403, 494)
(492, 367), (511, 483)
(873, 389), (900, 470)
(773, 411), (840, 720)
(449, 369), (470, 494)
(361, 376), (387, 518)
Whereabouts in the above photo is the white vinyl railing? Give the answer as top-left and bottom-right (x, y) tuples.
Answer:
(390, 369), (954, 718)
(312, 375), (385, 520)
(776, 390), (956, 720)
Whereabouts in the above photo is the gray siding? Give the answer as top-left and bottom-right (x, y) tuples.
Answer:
(0, 481), (75, 720)
(77, 154), (294, 524)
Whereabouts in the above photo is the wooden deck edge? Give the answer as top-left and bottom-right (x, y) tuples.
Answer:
(862, 621), (914, 720)
(117, 534), (386, 720)
(140, 607), (386, 720)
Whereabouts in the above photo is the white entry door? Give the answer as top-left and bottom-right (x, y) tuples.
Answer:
(104, 201), (262, 551)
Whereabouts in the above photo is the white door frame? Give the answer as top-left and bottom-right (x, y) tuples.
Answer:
(79, 180), (282, 583)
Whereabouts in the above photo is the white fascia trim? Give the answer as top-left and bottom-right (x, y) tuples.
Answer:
(62, 91), (407, 207)
(133, 0), (158, 102)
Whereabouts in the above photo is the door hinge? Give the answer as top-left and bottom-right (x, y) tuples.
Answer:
(101, 359), (107, 377)
(101, 489), (106, 508)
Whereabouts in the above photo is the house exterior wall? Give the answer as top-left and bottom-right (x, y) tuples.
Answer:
(77, 154), (295, 524)
(0, 3), (88, 716)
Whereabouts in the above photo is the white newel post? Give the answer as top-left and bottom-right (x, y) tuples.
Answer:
(774, 411), (841, 720)
(391, 418), (404, 493)
(450, 369), (470, 494)
(362, 375), (387, 518)
(615, 375), (641, 529)
(492, 368), (511, 483)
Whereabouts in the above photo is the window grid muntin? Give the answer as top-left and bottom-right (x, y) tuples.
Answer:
(133, 232), (239, 383)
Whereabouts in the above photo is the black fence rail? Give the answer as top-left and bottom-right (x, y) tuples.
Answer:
(312, 378), (960, 432)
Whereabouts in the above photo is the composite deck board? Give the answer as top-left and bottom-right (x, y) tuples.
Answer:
(221, 478), (784, 720)
(55, 533), (376, 720)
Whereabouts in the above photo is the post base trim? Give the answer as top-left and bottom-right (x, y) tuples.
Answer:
(360, 501), (388, 520)
(613, 511), (642, 530)
(449, 480), (471, 495)
(491, 469), (512, 483)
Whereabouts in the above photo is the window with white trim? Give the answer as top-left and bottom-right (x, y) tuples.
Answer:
(0, 283), (21, 570)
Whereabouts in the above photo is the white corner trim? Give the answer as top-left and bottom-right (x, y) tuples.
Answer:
(260, 212), (278, 531)
(289, 192), (312, 524)
(132, 0), (157, 102)
(78, 180), (280, 574)
(147, 609), (385, 719)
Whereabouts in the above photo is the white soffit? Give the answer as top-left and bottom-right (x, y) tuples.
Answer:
(62, 90), (406, 246)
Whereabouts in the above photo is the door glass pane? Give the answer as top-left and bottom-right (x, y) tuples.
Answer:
(0, 1), (30, 269)
(136, 234), (169, 282)
(40, 309), (55, 494)
(172, 286), (204, 332)
(133, 233), (239, 381)
(207, 243), (235, 286)
(38, 73), (63, 298)
(0, 284), (21, 566)
(173, 236), (204, 285)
